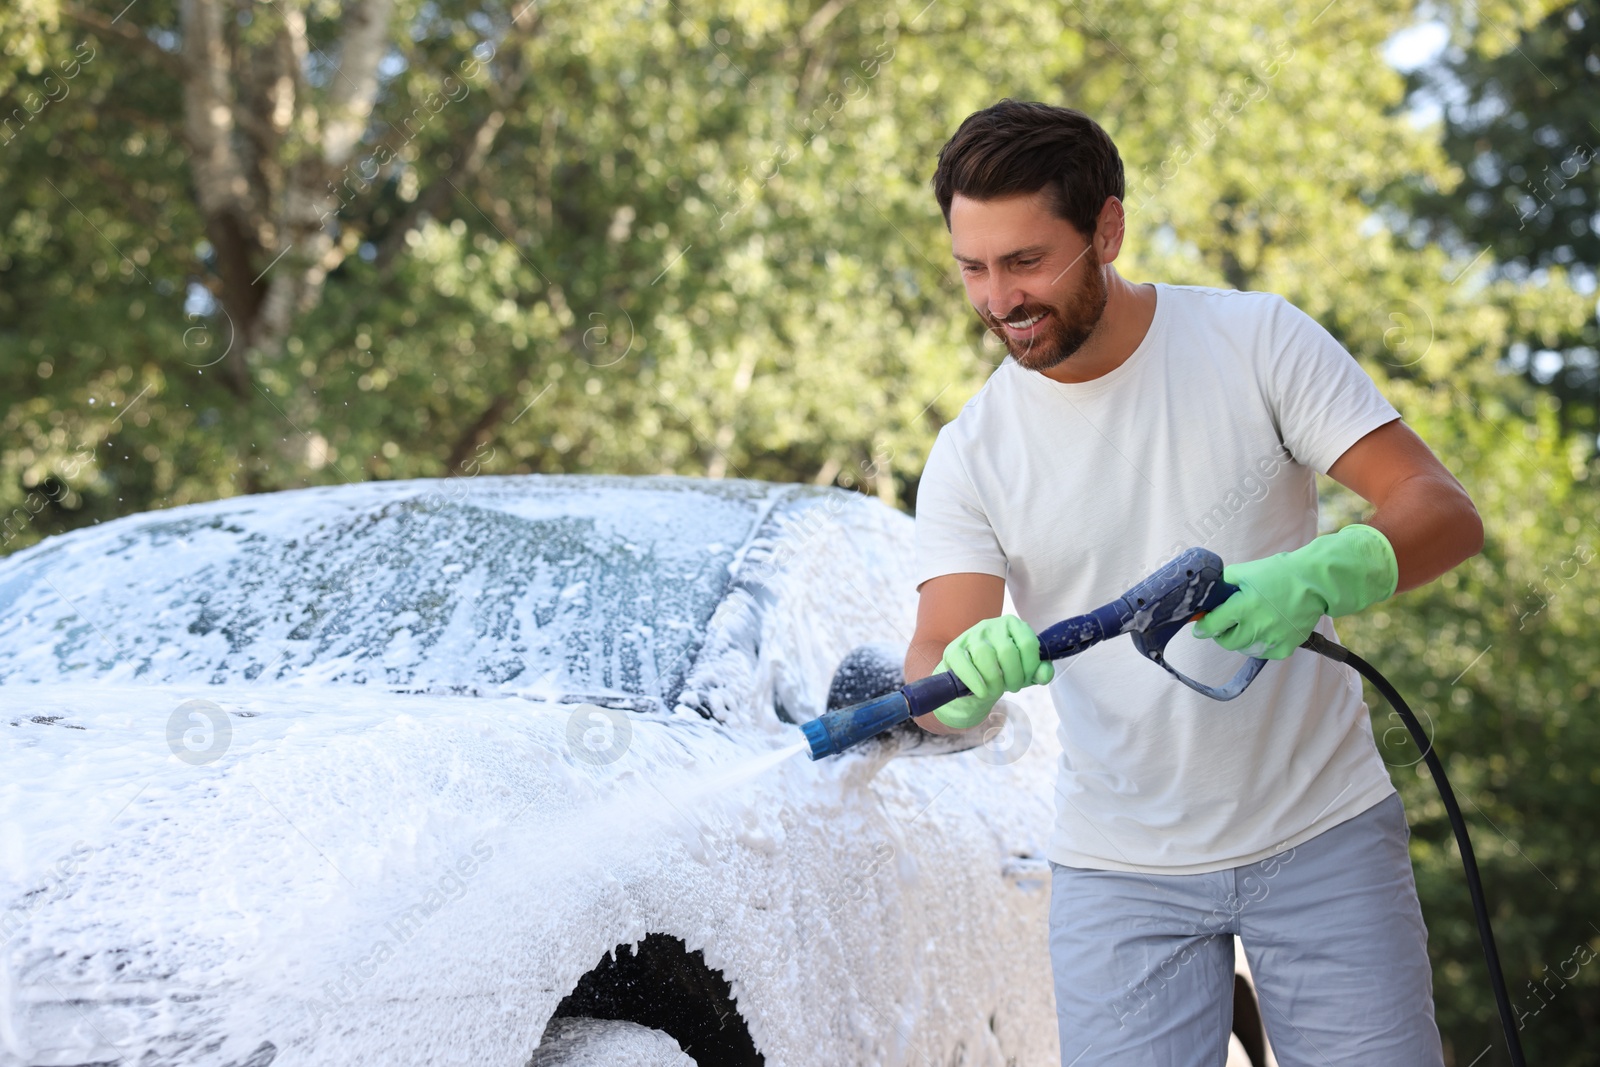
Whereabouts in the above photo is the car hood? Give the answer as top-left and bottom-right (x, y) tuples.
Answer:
(0, 682), (800, 1066)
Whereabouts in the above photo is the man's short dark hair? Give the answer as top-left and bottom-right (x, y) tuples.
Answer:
(931, 100), (1125, 238)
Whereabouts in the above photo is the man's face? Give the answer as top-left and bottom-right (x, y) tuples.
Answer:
(949, 190), (1107, 372)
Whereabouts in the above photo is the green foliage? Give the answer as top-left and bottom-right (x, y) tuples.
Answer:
(1, 1), (1596, 1062)
(1333, 365), (1600, 1063)
(1398, 0), (1600, 443)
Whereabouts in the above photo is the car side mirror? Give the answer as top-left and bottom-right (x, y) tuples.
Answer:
(825, 642), (907, 710)
(825, 644), (990, 759)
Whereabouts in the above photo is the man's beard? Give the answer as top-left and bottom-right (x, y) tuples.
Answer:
(988, 245), (1108, 372)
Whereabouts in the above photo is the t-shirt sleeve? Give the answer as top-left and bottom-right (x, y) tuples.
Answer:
(912, 427), (1008, 590)
(1262, 296), (1403, 476)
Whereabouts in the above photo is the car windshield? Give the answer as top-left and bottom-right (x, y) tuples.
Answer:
(0, 476), (779, 709)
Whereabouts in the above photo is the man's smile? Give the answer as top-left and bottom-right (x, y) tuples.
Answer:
(999, 309), (1049, 340)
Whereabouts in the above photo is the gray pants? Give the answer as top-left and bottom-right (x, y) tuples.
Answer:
(1048, 793), (1445, 1066)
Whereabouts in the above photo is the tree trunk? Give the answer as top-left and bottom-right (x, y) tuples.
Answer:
(177, 0), (395, 399)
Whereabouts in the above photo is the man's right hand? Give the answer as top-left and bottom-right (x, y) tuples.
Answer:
(933, 615), (1055, 729)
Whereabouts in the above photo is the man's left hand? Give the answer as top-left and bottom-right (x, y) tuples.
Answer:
(1193, 523), (1399, 660)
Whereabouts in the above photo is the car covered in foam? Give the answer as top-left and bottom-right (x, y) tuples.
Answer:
(0, 475), (1270, 1066)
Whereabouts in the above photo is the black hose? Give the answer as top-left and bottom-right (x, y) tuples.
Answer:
(1301, 631), (1526, 1067)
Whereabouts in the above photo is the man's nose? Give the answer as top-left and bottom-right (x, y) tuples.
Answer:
(985, 273), (1026, 319)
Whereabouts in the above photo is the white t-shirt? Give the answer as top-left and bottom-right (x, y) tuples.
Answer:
(914, 283), (1403, 874)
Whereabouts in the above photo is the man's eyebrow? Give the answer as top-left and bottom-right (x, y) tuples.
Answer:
(951, 245), (1050, 265)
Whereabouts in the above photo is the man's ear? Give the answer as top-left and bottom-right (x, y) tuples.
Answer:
(1094, 196), (1127, 264)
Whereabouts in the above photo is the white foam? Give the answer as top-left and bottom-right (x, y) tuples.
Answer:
(0, 481), (1066, 1066)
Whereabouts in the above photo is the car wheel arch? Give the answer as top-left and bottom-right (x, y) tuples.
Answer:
(542, 932), (762, 1067)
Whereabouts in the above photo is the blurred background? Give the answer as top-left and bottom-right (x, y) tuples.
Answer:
(1, 0), (1595, 1062)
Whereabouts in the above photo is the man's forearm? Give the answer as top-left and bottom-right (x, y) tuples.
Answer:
(904, 639), (943, 684)
(904, 572), (1008, 735)
(904, 641), (966, 735)
(1360, 473), (1484, 594)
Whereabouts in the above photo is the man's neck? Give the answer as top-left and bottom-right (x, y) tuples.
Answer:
(1040, 268), (1158, 385)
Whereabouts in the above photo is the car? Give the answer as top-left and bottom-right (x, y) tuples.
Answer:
(0, 475), (1271, 1066)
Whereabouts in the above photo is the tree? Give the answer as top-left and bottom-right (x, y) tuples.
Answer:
(1397, 0), (1600, 444)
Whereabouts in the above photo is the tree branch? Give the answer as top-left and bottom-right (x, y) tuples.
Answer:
(178, 0), (253, 220)
(373, 18), (541, 272)
(444, 313), (597, 471)
(799, 0), (853, 45)
(373, 105), (506, 273)
(322, 0), (395, 167)
(60, 4), (185, 76)
(444, 382), (523, 474)
(179, 0), (258, 397)
(64, 144), (166, 233)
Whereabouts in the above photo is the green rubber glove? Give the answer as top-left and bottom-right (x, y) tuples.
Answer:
(1192, 523), (1399, 660)
(933, 615), (1056, 729)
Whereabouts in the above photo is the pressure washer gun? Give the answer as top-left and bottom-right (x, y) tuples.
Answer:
(802, 546), (1266, 760)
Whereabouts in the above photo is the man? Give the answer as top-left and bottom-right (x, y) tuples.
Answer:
(907, 99), (1482, 1065)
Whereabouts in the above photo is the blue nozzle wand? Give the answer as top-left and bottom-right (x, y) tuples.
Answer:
(802, 547), (1265, 760)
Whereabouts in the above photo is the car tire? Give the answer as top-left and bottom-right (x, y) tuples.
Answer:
(528, 1016), (696, 1066)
